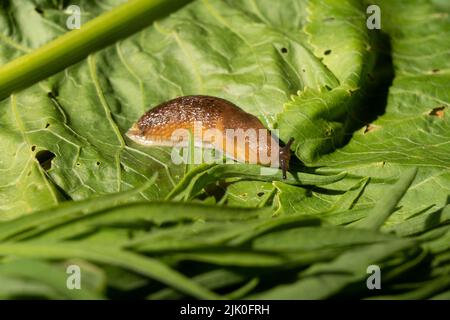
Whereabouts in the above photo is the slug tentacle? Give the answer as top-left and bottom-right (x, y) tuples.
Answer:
(279, 137), (294, 179)
(126, 95), (294, 179)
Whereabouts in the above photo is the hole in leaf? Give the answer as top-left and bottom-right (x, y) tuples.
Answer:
(428, 106), (446, 118)
(76, 163), (81, 167)
(348, 88), (358, 96)
(47, 90), (59, 98)
(31, 145), (36, 152)
(35, 7), (44, 14)
(281, 47), (288, 54)
(324, 49), (332, 55)
(96, 161), (101, 166)
(36, 150), (55, 171)
(363, 124), (380, 134)
(45, 123), (50, 128)
(257, 192), (265, 197)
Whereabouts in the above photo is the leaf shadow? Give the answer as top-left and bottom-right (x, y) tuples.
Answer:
(424, 196), (450, 231)
(342, 30), (395, 146)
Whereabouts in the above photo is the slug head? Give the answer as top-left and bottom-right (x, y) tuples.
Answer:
(279, 138), (294, 179)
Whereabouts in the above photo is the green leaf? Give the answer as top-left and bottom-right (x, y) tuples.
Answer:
(353, 168), (418, 230)
(0, 176), (157, 241)
(251, 226), (396, 252)
(383, 205), (450, 236)
(277, 0), (376, 162)
(251, 240), (419, 299)
(167, 164), (347, 201)
(368, 276), (450, 300)
(317, 0), (450, 168)
(0, 0), (358, 218)
(222, 181), (275, 208)
(148, 269), (246, 300)
(0, 242), (220, 299)
(0, 0), (449, 300)
(0, 259), (104, 299)
(1, 200), (264, 242)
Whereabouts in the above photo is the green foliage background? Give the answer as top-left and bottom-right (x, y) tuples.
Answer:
(0, 0), (448, 299)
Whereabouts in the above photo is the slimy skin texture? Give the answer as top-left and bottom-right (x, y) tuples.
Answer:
(126, 95), (293, 178)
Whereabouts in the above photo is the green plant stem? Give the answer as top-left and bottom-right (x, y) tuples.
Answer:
(0, 0), (193, 101)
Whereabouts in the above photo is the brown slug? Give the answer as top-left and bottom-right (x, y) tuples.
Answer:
(126, 95), (294, 179)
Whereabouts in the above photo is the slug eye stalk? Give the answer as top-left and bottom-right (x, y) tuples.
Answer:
(279, 137), (294, 179)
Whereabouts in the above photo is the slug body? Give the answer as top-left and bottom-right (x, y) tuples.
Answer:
(127, 95), (293, 178)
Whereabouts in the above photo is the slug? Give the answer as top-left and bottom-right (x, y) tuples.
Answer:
(126, 95), (294, 179)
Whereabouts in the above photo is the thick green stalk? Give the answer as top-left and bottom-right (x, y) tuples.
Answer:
(0, 0), (193, 101)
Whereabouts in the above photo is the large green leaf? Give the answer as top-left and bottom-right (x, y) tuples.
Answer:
(0, 0), (373, 218)
(277, 0), (376, 162)
(0, 0), (449, 300)
(317, 0), (450, 168)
